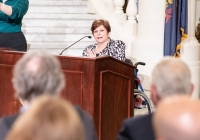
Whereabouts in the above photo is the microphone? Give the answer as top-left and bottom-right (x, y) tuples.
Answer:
(59, 36), (92, 55)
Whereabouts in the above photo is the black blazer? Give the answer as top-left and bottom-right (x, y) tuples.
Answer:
(75, 105), (98, 140)
(0, 113), (20, 140)
(117, 114), (155, 140)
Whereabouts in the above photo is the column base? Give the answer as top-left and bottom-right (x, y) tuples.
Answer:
(181, 39), (200, 99)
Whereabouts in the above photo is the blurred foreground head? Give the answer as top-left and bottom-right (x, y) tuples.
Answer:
(150, 57), (193, 106)
(153, 95), (200, 140)
(12, 50), (65, 102)
(6, 95), (85, 140)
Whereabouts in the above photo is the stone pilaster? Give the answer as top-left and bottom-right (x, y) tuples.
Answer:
(181, 0), (200, 99)
(131, 0), (166, 89)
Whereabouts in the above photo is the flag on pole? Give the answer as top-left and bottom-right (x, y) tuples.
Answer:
(164, 0), (188, 57)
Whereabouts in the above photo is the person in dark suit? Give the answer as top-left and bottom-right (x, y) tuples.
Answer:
(153, 95), (200, 140)
(117, 57), (194, 140)
(0, 50), (97, 140)
(0, 114), (20, 140)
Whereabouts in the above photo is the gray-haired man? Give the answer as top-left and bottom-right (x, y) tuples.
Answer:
(117, 57), (194, 140)
(0, 50), (97, 140)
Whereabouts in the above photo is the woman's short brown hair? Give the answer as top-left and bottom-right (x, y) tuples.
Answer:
(91, 19), (111, 34)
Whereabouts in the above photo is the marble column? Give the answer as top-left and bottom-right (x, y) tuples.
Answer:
(196, 0), (200, 25)
(125, 0), (137, 36)
(104, 0), (114, 12)
(131, 0), (166, 89)
(181, 0), (200, 99)
(113, 0), (126, 24)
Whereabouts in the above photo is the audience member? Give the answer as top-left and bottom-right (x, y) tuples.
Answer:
(195, 23), (200, 43)
(82, 19), (126, 61)
(6, 95), (85, 140)
(153, 95), (200, 140)
(0, 50), (97, 140)
(117, 57), (193, 140)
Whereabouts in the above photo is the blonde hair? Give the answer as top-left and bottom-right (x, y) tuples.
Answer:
(6, 96), (85, 140)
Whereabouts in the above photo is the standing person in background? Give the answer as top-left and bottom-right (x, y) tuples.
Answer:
(82, 19), (126, 61)
(0, 0), (29, 51)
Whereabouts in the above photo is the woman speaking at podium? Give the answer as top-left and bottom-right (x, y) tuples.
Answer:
(82, 19), (126, 61)
(0, 0), (29, 51)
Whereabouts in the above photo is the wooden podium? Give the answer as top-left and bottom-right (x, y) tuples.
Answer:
(0, 50), (134, 140)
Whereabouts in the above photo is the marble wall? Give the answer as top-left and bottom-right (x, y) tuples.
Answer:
(23, 0), (97, 56)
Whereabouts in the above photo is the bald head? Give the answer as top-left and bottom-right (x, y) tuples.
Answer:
(153, 96), (200, 140)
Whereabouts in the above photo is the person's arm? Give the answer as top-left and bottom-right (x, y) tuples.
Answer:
(83, 45), (96, 57)
(87, 48), (96, 57)
(0, 2), (12, 16)
(111, 40), (126, 61)
(119, 41), (126, 61)
(117, 119), (132, 140)
(0, 0), (29, 19)
(83, 47), (89, 57)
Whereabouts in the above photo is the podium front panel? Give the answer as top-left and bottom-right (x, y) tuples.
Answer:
(100, 70), (131, 140)
(61, 70), (83, 107)
(0, 51), (23, 116)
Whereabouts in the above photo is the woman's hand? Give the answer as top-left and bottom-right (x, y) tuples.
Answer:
(0, 2), (12, 16)
(87, 49), (96, 57)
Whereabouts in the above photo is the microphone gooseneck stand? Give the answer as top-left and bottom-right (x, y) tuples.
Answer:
(59, 36), (92, 55)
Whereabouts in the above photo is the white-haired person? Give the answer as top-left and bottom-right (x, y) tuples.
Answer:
(117, 57), (194, 140)
(0, 50), (97, 140)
